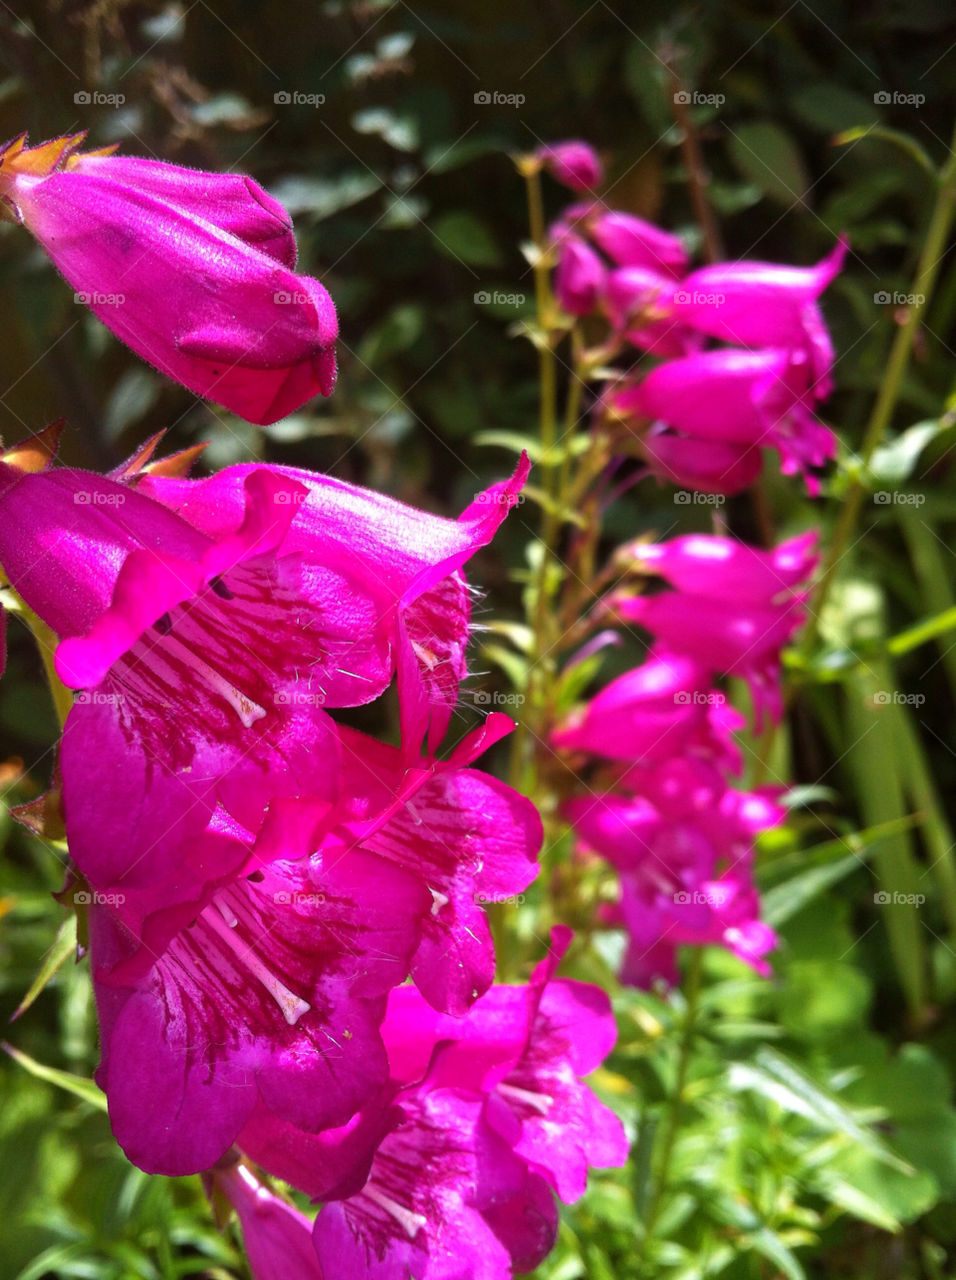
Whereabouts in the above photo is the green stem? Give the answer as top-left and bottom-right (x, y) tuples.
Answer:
(639, 949), (704, 1271)
(806, 119), (956, 642)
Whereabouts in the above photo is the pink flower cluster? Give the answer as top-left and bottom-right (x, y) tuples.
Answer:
(544, 143), (846, 495)
(538, 139), (830, 988)
(554, 534), (816, 985)
(0, 437), (626, 1275)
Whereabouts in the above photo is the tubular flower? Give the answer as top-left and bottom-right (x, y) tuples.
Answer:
(554, 235), (606, 316)
(671, 237), (847, 389)
(209, 1163), (324, 1280)
(237, 930), (627, 1280)
(0, 132), (337, 424)
(609, 532), (817, 727)
(640, 426), (763, 496)
(566, 758), (783, 986)
(552, 649), (744, 772)
(602, 267), (690, 356)
(616, 348), (837, 494)
(0, 453), (529, 933)
(537, 140), (603, 192)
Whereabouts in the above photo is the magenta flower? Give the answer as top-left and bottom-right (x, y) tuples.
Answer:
(211, 1163), (323, 1280)
(567, 759), (782, 985)
(88, 835), (429, 1175)
(239, 930), (626, 1279)
(554, 235), (606, 316)
(0, 453), (528, 933)
(610, 533), (814, 727)
(621, 530), (820, 601)
(602, 267), (689, 356)
(336, 718), (542, 1015)
(641, 426), (763, 496)
(672, 237), (847, 388)
(619, 348), (837, 493)
(552, 649), (743, 771)
(0, 133), (337, 424)
(137, 454), (530, 752)
(537, 140), (603, 192)
(589, 210), (688, 276)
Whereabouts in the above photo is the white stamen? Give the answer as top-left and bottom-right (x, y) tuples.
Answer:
(202, 907), (310, 1026)
(161, 633), (266, 728)
(497, 1082), (553, 1115)
(365, 1185), (427, 1240)
(429, 887), (449, 917)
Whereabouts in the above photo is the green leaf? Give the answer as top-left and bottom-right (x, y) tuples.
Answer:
(12, 913), (77, 1021)
(431, 212), (502, 267)
(3, 1043), (108, 1112)
(728, 1048), (912, 1172)
(726, 121), (809, 206)
(868, 419), (946, 484)
(789, 83), (881, 133)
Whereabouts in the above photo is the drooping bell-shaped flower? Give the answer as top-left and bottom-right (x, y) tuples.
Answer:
(618, 530), (819, 601)
(238, 930), (626, 1280)
(0, 451), (528, 931)
(210, 1162), (324, 1280)
(589, 210), (688, 276)
(554, 235), (605, 316)
(671, 237), (847, 389)
(0, 132), (337, 424)
(567, 759), (782, 985)
(602, 267), (690, 356)
(537, 140), (603, 192)
(618, 348), (837, 493)
(640, 424), (763, 496)
(552, 649), (743, 772)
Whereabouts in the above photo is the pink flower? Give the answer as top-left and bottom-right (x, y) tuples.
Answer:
(567, 759), (782, 985)
(610, 532), (816, 725)
(0, 132), (337, 424)
(589, 210), (688, 276)
(641, 426), (763, 496)
(672, 237), (847, 389)
(554, 235), (605, 315)
(552, 649), (743, 770)
(538, 141), (603, 192)
(602, 267), (690, 356)
(210, 1163), (323, 1280)
(619, 348), (837, 493)
(238, 930), (626, 1279)
(0, 453), (529, 936)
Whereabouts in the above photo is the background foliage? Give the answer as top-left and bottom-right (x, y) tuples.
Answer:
(1, 1), (956, 1277)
